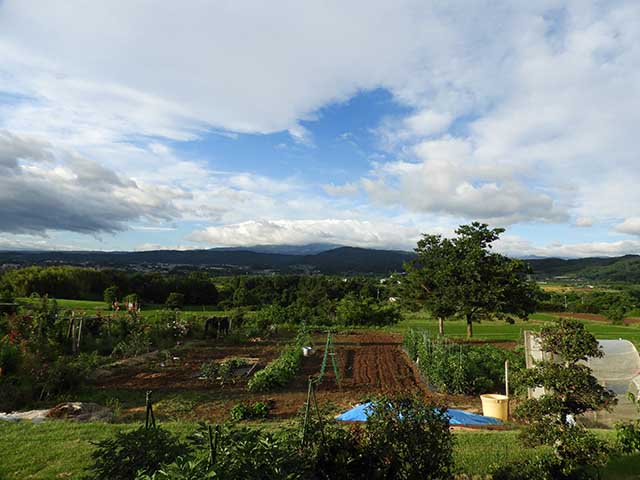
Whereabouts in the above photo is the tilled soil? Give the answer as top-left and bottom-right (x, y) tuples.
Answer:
(93, 332), (433, 421)
(547, 311), (640, 324)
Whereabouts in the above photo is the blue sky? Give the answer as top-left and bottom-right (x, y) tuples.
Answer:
(0, 1), (639, 257)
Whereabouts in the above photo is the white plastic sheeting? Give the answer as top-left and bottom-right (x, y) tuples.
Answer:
(524, 331), (640, 426)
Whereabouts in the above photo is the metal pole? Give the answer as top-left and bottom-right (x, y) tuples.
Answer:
(505, 359), (509, 397)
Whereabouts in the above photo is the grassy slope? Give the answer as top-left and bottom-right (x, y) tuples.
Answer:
(392, 311), (640, 345)
(0, 422), (637, 479)
(15, 297), (225, 315)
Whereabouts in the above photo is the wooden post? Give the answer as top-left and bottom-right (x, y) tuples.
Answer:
(76, 317), (83, 353)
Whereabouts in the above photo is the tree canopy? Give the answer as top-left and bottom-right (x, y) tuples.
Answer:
(404, 222), (541, 337)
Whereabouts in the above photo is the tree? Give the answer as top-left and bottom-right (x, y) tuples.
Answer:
(103, 285), (120, 308)
(515, 318), (615, 477)
(165, 292), (185, 310)
(405, 222), (541, 337)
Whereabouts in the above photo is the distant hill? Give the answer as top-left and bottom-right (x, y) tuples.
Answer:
(527, 255), (640, 282)
(217, 243), (341, 255)
(1, 245), (639, 280)
(0, 245), (413, 274)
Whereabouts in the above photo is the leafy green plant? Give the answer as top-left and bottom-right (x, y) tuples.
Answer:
(85, 426), (187, 480)
(0, 337), (21, 375)
(405, 330), (523, 395)
(112, 331), (151, 358)
(514, 318), (615, 477)
(200, 357), (249, 386)
(616, 392), (640, 454)
(247, 335), (308, 392)
(37, 353), (99, 399)
(229, 401), (270, 421)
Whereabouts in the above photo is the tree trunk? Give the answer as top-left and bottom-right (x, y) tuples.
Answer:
(466, 315), (473, 338)
(438, 317), (444, 336)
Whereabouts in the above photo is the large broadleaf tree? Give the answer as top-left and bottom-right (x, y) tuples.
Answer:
(404, 222), (541, 337)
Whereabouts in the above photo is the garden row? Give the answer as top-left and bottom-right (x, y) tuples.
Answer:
(403, 329), (523, 395)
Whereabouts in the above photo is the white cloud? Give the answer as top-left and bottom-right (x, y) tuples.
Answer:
(615, 218), (640, 236)
(188, 219), (422, 250)
(0, 1), (639, 251)
(496, 236), (640, 259)
(363, 137), (567, 224)
(322, 182), (360, 196)
(575, 217), (593, 228)
(0, 131), (187, 235)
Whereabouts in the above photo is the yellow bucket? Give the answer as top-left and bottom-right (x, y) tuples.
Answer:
(480, 394), (509, 421)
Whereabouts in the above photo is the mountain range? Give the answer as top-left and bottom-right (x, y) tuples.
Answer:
(1, 245), (639, 281)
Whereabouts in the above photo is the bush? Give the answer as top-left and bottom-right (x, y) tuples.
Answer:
(615, 393), (640, 454)
(229, 401), (270, 421)
(492, 454), (565, 480)
(0, 337), (21, 375)
(200, 357), (249, 387)
(165, 292), (185, 310)
(336, 294), (401, 326)
(112, 331), (151, 358)
(37, 353), (99, 398)
(616, 420), (640, 454)
(362, 397), (454, 479)
(85, 426), (187, 480)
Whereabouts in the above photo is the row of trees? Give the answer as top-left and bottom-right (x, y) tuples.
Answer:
(0, 267), (219, 305)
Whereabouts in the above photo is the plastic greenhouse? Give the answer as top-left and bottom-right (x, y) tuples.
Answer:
(524, 331), (640, 426)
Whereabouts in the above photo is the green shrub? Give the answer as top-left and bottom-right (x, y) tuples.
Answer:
(112, 331), (151, 358)
(616, 420), (640, 454)
(492, 454), (565, 480)
(85, 426), (187, 480)
(200, 357), (249, 386)
(37, 353), (99, 398)
(165, 292), (185, 310)
(0, 337), (21, 375)
(304, 396), (454, 480)
(362, 397), (454, 479)
(229, 401), (270, 421)
(336, 294), (401, 326)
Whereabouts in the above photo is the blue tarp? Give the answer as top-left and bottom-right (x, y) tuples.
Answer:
(335, 402), (502, 426)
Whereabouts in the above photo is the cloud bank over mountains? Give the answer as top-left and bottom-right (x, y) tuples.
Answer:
(0, 1), (639, 256)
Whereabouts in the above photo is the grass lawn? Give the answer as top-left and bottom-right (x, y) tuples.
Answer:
(393, 311), (640, 345)
(15, 297), (226, 316)
(1, 422), (638, 479)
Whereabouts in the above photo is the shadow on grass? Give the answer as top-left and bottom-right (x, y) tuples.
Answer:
(603, 453), (640, 479)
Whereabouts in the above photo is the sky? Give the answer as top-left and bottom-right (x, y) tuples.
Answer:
(0, 0), (639, 258)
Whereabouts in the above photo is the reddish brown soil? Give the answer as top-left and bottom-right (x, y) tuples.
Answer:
(548, 312), (640, 324)
(94, 332), (433, 422)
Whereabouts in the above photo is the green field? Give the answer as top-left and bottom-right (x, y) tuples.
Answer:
(393, 311), (640, 345)
(15, 297), (225, 316)
(0, 421), (637, 479)
(15, 297), (640, 345)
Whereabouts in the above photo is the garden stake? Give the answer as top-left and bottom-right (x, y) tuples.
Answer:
(145, 390), (156, 429)
(207, 424), (219, 468)
(311, 379), (326, 444)
(301, 377), (314, 447)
